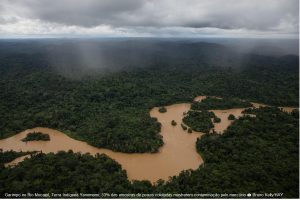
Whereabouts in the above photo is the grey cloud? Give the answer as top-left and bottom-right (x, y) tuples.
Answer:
(0, 0), (298, 37)
(4, 0), (146, 27)
(0, 16), (17, 24)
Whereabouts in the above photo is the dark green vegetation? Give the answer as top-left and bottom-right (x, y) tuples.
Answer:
(163, 107), (299, 197)
(192, 97), (252, 110)
(187, 128), (193, 133)
(291, 109), (299, 118)
(0, 151), (133, 195)
(0, 108), (298, 197)
(183, 111), (214, 133)
(181, 124), (187, 131)
(0, 40), (298, 153)
(0, 150), (33, 168)
(158, 107), (167, 113)
(213, 116), (221, 123)
(171, 120), (177, 126)
(21, 132), (50, 142)
(242, 107), (256, 115)
(228, 114), (236, 120)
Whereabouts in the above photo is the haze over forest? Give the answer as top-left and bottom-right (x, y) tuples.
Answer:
(0, 38), (298, 78)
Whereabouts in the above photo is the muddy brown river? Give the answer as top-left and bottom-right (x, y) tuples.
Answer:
(0, 96), (297, 182)
(1, 103), (204, 182)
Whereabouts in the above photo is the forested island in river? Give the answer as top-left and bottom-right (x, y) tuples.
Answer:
(0, 38), (299, 198)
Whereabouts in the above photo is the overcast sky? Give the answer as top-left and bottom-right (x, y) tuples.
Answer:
(0, 0), (298, 38)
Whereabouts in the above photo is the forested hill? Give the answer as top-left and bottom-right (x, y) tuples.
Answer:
(0, 39), (298, 153)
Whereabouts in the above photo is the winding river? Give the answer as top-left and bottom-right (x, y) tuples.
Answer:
(0, 96), (297, 182)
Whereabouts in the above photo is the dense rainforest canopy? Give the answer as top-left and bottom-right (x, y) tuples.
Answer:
(0, 107), (298, 197)
(182, 110), (214, 133)
(0, 39), (298, 197)
(0, 150), (32, 168)
(162, 107), (299, 198)
(0, 151), (132, 195)
(0, 40), (298, 153)
(21, 132), (50, 142)
(191, 97), (252, 110)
